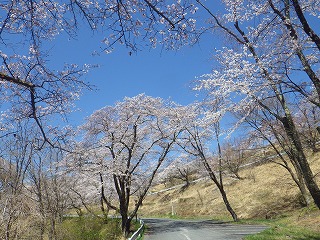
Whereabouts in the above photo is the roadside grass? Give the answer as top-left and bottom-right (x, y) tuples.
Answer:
(244, 222), (320, 240)
(56, 216), (123, 240)
(240, 205), (320, 240)
(245, 226), (320, 240)
(56, 216), (143, 240)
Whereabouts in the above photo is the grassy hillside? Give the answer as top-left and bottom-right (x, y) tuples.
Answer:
(139, 152), (320, 233)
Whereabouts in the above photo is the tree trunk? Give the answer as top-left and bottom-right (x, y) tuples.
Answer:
(287, 152), (312, 206)
(123, 217), (131, 238)
(281, 116), (320, 208)
(202, 157), (238, 221)
(217, 183), (238, 221)
(282, 158), (311, 206)
(49, 217), (57, 240)
(114, 174), (131, 237)
(119, 195), (130, 237)
(120, 205), (132, 238)
(214, 122), (238, 221)
(295, 174), (312, 206)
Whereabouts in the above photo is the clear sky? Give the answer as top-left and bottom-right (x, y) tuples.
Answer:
(49, 26), (218, 126)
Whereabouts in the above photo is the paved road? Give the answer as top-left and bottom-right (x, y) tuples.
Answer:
(143, 218), (267, 240)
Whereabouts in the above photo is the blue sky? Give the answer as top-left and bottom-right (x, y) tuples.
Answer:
(50, 28), (218, 126)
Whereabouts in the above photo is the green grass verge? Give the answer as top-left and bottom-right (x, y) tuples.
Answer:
(240, 216), (320, 240)
(56, 216), (122, 240)
(244, 224), (320, 240)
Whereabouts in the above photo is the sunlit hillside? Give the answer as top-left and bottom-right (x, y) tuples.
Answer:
(139, 151), (320, 232)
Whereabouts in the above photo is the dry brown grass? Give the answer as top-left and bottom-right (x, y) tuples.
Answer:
(139, 151), (320, 229)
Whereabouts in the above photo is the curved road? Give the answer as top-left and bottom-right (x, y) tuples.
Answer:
(143, 218), (267, 240)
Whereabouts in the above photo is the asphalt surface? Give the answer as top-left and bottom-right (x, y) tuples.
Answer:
(143, 218), (267, 240)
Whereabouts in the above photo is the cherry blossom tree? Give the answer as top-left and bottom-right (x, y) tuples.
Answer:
(0, 0), (199, 148)
(157, 154), (200, 189)
(196, 45), (320, 208)
(176, 103), (239, 221)
(62, 148), (118, 220)
(266, 0), (320, 106)
(0, 50), (92, 147)
(74, 94), (182, 237)
(193, 0), (320, 208)
(0, 1), (93, 145)
(64, 171), (103, 217)
(1, 1), (318, 136)
(195, 0), (320, 106)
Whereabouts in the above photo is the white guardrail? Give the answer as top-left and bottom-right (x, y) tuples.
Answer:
(128, 219), (144, 240)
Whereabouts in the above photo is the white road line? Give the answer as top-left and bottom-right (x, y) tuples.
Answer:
(180, 232), (192, 240)
(180, 228), (192, 240)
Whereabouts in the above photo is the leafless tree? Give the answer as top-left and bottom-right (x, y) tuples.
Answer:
(294, 100), (320, 153)
(221, 138), (254, 180)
